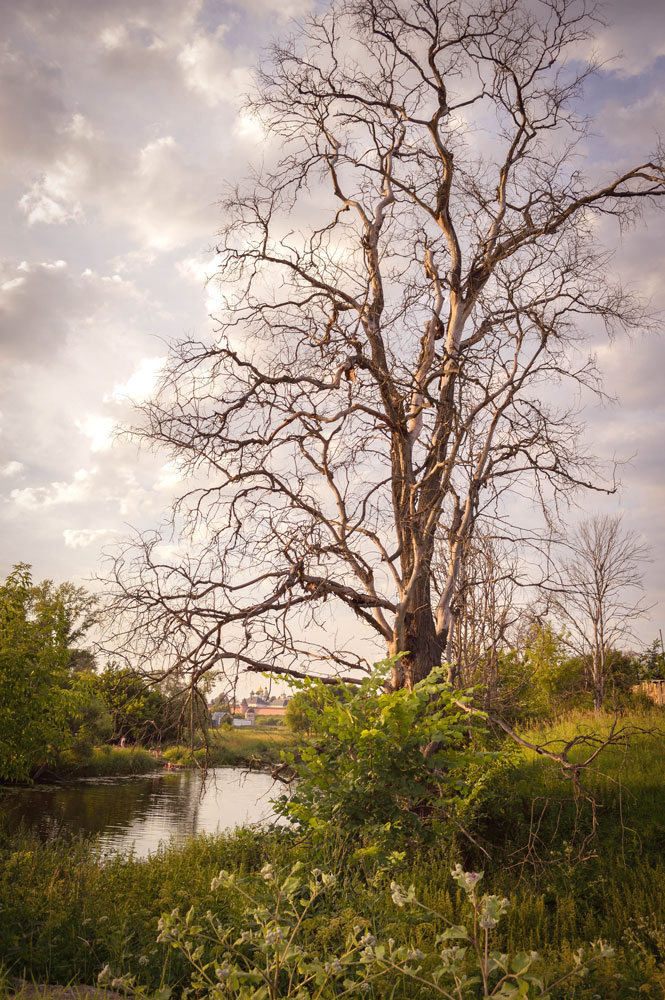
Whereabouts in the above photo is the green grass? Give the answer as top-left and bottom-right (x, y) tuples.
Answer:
(2, 708), (664, 997)
(487, 706), (665, 865)
(163, 729), (296, 768)
(56, 747), (163, 779)
(0, 825), (285, 989)
(52, 729), (297, 779)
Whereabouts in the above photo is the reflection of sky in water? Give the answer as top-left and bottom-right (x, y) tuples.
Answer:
(2, 767), (284, 859)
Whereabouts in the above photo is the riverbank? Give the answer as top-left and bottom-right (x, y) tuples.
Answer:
(48, 729), (296, 780)
(161, 728), (295, 769)
(3, 710), (664, 997)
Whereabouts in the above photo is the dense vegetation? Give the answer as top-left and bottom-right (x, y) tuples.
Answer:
(2, 704), (664, 997)
(3, 564), (665, 997)
(0, 566), (220, 782)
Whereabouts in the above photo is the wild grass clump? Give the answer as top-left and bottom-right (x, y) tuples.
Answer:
(57, 746), (162, 778)
(0, 824), (290, 989)
(480, 707), (665, 867)
(163, 730), (295, 769)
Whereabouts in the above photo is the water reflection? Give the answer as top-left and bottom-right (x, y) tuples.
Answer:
(1, 767), (282, 858)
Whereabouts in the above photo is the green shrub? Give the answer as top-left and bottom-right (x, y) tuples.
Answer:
(276, 660), (494, 862)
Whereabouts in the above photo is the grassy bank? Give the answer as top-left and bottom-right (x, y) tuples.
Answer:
(55, 747), (164, 779)
(484, 706), (665, 867)
(2, 709), (664, 997)
(51, 730), (297, 780)
(163, 729), (296, 769)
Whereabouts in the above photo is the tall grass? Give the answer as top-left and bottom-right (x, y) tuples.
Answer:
(497, 706), (665, 864)
(57, 746), (162, 778)
(2, 708), (664, 995)
(164, 729), (295, 768)
(0, 825), (286, 988)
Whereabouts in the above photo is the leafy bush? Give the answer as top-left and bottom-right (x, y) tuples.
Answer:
(276, 661), (492, 861)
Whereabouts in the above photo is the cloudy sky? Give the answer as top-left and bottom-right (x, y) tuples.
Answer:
(1, 0), (664, 650)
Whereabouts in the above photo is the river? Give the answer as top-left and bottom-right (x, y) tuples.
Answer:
(1, 766), (284, 858)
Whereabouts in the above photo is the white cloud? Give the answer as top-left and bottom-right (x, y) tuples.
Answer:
(76, 415), (116, 452)
(1, 460), (24, 477)
(19, 174), (84, 226)
(232, 111), (266, 143)
(178, 27), (253, 107)
(10, 467), (97, 509)
(177, 254), (226, 313)
(0, 258), (141, 365)
(593, 0), (665, 76)
(237, 0), (314, 20)
(107, 356), (166, 403)
(0, 46), (68, 168)
(154, 459), (186, 490)
(16, 115), (221, 250)
(63, 527), (118, 549)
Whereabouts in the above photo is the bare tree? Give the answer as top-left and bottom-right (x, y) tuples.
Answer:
(104, 0), (664, 692)
(549, 514), (651, 710)
(438, 533), (524, 690)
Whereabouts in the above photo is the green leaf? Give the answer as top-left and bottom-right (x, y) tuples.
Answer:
(439, 925), (469, 941)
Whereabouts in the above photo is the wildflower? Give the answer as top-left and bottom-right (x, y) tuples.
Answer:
(450, 864), (484, 893)
(390, 881), (416, 907)
(360, 931), (376, 946)
(211, 869), (232, 891)
(406, 949), (424, 961)
(265, 927), (285, 945)
(261, 863), (274, 880)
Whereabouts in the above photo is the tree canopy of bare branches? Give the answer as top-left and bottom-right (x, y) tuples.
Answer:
(105, 0), (664, 692)
(550, 514), (651, 710)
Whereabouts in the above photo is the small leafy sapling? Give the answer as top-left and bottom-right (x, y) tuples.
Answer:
(121, 862), (615, 1000)
(386, 864), (614, 999)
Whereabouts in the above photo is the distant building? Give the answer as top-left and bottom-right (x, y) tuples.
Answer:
(240, 687), (291, 720)
(210, 686), (291, 727)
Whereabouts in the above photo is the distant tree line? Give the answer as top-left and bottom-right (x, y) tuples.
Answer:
(0, 565), (198, 782)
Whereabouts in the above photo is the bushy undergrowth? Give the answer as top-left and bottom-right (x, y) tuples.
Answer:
(276, 664), (490, 863)
(111, 863), (615, 1000)
(3, 823), (664, 997)
(2, 706), (664, 997)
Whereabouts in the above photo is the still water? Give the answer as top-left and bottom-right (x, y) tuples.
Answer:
(1, 767), (283, 858)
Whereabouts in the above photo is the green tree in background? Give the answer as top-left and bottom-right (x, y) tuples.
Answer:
(0, 565), (107, 780)
(98, 663), (188, 745)
(0, 565), (71, 780)
(636, 639), (665, 682)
